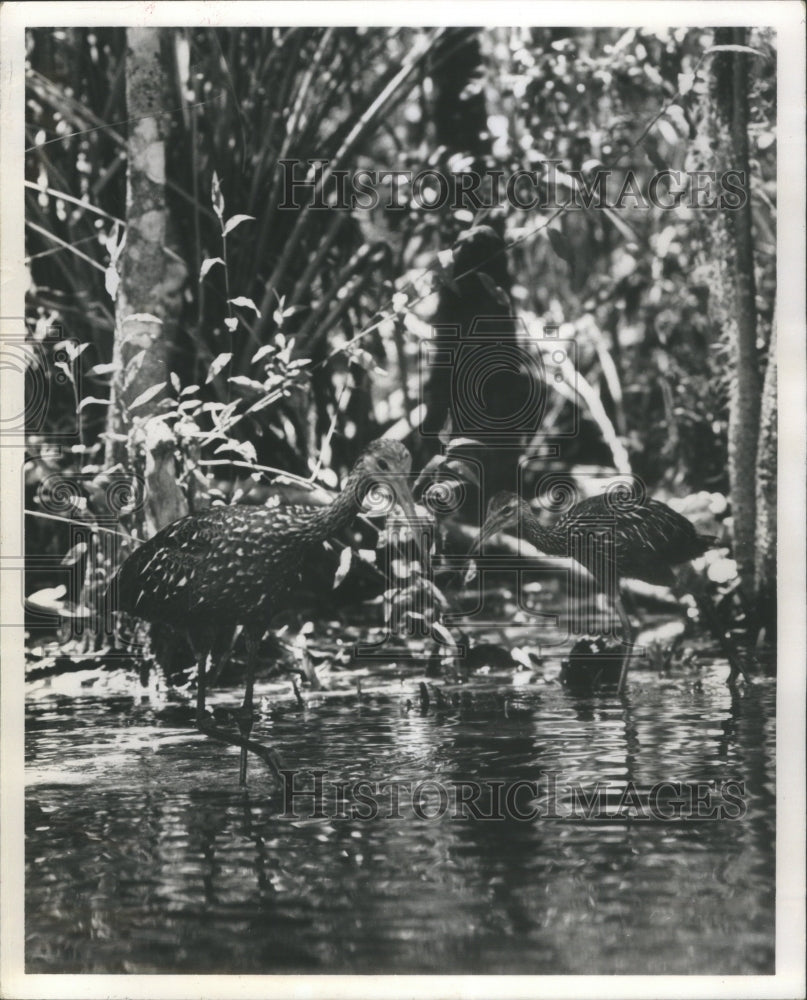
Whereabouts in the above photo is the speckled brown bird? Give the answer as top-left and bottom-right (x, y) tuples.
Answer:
(474, 490), (718, 691)
(111, 439), (418, 784)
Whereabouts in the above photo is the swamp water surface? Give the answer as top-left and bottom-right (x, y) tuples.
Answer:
(25, 636), (775, 976)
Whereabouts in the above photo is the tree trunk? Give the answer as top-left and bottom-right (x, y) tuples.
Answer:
(106, 27), (187, 535)
(693, 28), (761, 599)
(755, 318), (776, 641)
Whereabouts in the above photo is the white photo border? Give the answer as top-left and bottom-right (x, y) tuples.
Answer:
(1, 3), (804, 998)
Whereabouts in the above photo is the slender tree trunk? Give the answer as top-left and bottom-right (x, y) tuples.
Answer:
(755, 318), (776, 641)
(693, 28), (761, 599)
(106, 27), (188, 535)
(724, 31), (761, 599)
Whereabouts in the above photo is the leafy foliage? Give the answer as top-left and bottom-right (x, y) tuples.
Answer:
(23, 26), (776, 651)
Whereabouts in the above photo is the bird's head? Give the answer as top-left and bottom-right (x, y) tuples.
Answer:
(472, 491), (530, 554)
(350, 440), (420, 551)
(356, 439), (412, 478)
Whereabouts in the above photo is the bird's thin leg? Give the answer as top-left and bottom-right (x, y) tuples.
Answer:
(207, 624), (241, 687)
(615, 596), (634, 694)
(189, 633), (212, 729)
(237, 629), (261, 786)
(670, 580), (752, 686)
(690, 591), (753, 686)
(189, 632), (283, 784)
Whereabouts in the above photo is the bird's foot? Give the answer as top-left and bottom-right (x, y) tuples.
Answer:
(196, 718), (284, 785)
(727, 651), (755, 688)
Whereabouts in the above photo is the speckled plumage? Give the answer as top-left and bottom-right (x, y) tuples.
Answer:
(112, 439), (413, 637)
(116, 503), (332, 627)
(109, 439), (415, 785)
(477, 490), (717, 694)
(480, 491), (716, 588)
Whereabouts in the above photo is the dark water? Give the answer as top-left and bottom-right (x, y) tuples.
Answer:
(26, 657), (775, 975)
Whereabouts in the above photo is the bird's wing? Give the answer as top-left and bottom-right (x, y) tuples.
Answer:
(114, 513), (222, 616)
(554, 496), (684, 585)
(114, 503), (333, 620)
(607, 500), (705, 584)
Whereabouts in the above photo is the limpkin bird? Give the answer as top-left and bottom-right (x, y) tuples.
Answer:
(473, 490), (720, 692)
(111, 439), (419, 784)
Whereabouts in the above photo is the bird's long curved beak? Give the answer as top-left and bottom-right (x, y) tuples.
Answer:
(469, 518), (504, 557)
(391, 480), (423, 561)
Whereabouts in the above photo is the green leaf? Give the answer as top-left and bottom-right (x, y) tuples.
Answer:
(705, 44), (764, 58)
(61, 541), (88, 566)
(251, 344), (275, 364)
(227, 296), (261, 317)
(654, 118), (678, 148)
(54, 340), (90, 361)
(206, 353), (232, 383)
(199, 257), (225, 281)
(445, 437), (485, 453)
(129, 382), (166, 410)
(77, 396), (111, 412)
(222, 214), (255, 237)
(391, 559), (411, 580)
(446, 458), (480, 488)
(333, 546), (353, 589)
(349, 348), (379, 373)
(228, 375), (265, 393)
(122, 350), (146, 389)
(211, 171), (224, 221)
(26, 585), (67, 614)
(232, 439), (257, 464)
(665, 104), (689, 137)
(104, 264), (120, 300)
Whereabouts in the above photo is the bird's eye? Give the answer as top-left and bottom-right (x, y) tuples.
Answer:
(376, 458), (390, 472)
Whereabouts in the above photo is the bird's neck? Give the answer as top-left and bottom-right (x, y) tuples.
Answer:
(310, 469), (364, 538)
(520, 509), (567, 556)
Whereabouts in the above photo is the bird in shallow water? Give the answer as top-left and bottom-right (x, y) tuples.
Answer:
(473, 489), (722, 692)
(110, 439), (419, 784)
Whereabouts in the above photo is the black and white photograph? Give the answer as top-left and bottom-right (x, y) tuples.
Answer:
(1, 2), (804, 997)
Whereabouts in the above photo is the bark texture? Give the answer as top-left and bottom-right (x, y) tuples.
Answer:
(754, 319), (776, 639)
(692, 28), (762, 599)
(107, 28), (188, 533)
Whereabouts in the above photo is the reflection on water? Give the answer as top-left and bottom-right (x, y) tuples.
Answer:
(26, 666), (775, 974)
